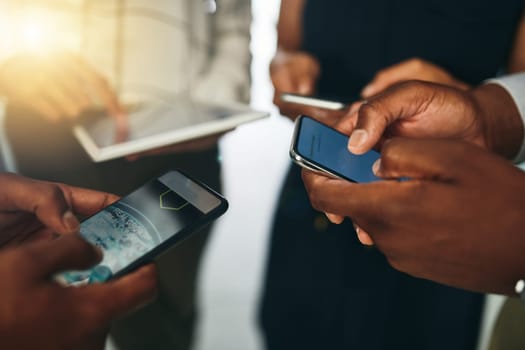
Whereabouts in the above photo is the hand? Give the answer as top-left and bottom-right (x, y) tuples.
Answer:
(0, 53), (128, 140)
(360, 58), (469, 98)
(270, 50), (321, 120)
(0, 173), (118, 248)
(345, 81), (485, 155)
(0, 234), (157, 350)
(302, 138), (525, 295)
(340, 81), (523, 160)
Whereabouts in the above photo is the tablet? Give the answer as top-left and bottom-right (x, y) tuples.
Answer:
(73, 99), (269, 162)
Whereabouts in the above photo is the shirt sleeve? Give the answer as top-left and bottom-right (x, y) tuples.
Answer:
(487, 72), (525, 163)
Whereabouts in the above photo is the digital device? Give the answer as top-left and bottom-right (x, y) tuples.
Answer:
(290, 115), (381, 183)
(56, 170), (228, 285)
(73, 98), (269, 162)
(280, 93), (347, 110)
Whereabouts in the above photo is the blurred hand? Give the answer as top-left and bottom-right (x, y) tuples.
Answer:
(0, 234), (157, 350)
(360, 58), (469, 98)
(270, 50), (321, 120)
(303, 138), (525, 295)
(0, 53), (128, 140)
(0, 173), (118, 248)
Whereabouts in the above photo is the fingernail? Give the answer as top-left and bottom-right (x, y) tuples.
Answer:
(348, 129), (368, 151)
(326, 213), (343, 224)
(372, 159), (381, 175)
(62, 211), (79, 232)
(88, 264), (111, 283)
(361, 85), (375, 97)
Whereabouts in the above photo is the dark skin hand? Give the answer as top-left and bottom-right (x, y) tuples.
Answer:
(271, 0), (347, 122)
(324, 80), (523, 231)
(0, 53), (128, 142)
(302, 138), (525, 296)
(0, 235), (157, 350)
(0, 173), (118, 247)
(360, 58), (469, 98)
(0, 173), (158, 349)
(341, 81), (523, 159)
(270, 50), (327, 121)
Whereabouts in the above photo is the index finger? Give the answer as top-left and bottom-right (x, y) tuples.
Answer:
(18, 234), (101, 280)
(348, 81), (438, 155)
(301, 169), (419, 222)
(57, 184), (119, 217)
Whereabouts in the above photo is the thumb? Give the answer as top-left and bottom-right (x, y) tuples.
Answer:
(374, 138), (468, 181)
(348, 81), (437, 155)
(0, 174), (80, 234)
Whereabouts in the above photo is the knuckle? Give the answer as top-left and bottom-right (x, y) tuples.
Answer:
(410, 58), (424, 69)
(379, 139), (410, 172)
(373, 70), (387, 82)
(357, 100), (379, 119)
(399, 79), (425, 91)
(43, 183), (65, 203)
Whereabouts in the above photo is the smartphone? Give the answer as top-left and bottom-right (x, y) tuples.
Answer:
(290, 115), (380, 183)
(56, 170), (228, 285)
(280, 93), (347, 111)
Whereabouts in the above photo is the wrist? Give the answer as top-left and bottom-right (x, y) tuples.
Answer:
(470, 84), (523, 159)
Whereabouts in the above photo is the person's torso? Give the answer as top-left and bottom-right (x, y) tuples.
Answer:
(82, 0), (214, 102)
(302, 0), (524, 100)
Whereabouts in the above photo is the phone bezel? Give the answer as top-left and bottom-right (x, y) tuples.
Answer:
(280, 93), (346, 111)
(66, 169), (228, 284)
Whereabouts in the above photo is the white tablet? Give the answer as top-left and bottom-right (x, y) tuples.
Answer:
(73, 99), (269, 162)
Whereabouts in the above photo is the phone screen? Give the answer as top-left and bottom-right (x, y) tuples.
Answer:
(295, 116), (380, 183)
(58, 171), (224, 285)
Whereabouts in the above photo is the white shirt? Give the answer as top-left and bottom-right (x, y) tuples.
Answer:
(489, 73), (525, 163)
(0, 0), (251, 104)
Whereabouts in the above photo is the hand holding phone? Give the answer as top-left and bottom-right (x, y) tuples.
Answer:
(56, 170), (228, 285)
(290, 115), (380, 183)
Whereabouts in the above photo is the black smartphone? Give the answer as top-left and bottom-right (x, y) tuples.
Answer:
(56, 170), (228, 285)
(280, 93), (347, 110)
(290, 115), (380, 183)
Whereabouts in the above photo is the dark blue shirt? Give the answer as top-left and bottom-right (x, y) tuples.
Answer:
(303, 0), (524, 99)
